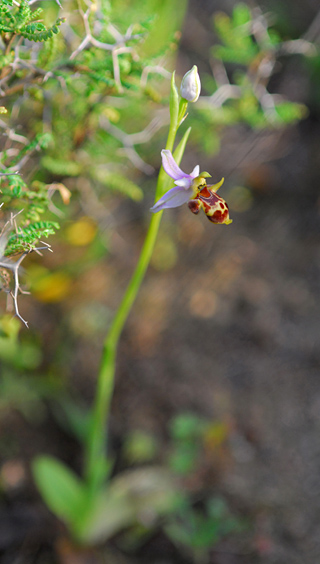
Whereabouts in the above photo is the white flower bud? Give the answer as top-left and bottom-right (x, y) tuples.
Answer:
(180, 65), (201, 103)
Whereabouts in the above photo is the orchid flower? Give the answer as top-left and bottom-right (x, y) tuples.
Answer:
(151, 150), (232, 225)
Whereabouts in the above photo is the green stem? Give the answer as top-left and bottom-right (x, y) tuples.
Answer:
(84, 120), (179, 490)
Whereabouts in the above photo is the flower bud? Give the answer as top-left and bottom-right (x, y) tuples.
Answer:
(180, 65), (201, 103)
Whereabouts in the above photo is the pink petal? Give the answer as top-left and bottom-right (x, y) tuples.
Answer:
(150, 186), (193, 212)
(190, 165), (200, 178)
(161, 150), (187, 181)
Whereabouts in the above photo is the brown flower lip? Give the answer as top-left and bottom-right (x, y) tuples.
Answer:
(188, 185), (232, 225)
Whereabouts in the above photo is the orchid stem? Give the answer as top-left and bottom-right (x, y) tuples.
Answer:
(84, 105), (181, 492)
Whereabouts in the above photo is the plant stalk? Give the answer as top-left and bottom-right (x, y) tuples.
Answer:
(84, 120), (179, 490)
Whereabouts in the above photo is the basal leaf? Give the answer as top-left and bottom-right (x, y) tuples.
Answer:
(32, 456), (86, 526)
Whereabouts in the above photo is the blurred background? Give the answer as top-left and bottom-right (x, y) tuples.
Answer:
(1, 0), (320, 562)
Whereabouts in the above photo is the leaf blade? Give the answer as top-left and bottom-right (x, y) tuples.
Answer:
(32, 456), (86, 526)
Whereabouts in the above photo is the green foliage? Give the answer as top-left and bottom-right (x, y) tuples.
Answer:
(213, 5), (260, 65)
(0, 0), (175, 323)
(0, 167), (60, 257)
(32, 456), (87, 527)
(5, 221), (59, 256)
(0, 0), (64, 41)
(165, 497), (244, 562)
(275, 100), (308, 123)
(187, 2), (315, 155)
(213, 3), (281, 64)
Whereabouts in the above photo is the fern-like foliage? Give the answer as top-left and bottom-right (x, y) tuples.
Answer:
(0, 0), (183, 325)
(5, 221), (59, 256)
(0, 131), (61, 260)
(0, 0), (64, 41)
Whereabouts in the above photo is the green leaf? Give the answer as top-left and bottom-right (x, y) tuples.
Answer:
(232, 3), (252, 26)
(12, 184), (21, 197)
(275, 101), (308, 123)
(32, 456), (86, 526)
(173, 126), (191, 167)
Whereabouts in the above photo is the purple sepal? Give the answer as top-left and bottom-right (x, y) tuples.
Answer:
(150, 185), (193, 213)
